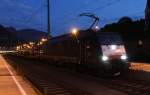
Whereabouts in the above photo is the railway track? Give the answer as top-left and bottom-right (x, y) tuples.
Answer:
(4, 55), (150, 95)
(54, 68), (150, 95)
(23, 68), (75, 95)
(6, 56), (92, 95)
(36, 61), (150, 95)
(107, 79), (150, 95)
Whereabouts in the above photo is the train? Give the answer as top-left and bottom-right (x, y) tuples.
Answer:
(41, 29), (130, 76)
(15, 29), (130, 76)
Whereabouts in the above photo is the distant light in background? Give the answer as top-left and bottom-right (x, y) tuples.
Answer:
(0, 50), (16, 53)
(23, 44), (27, 47)
(16, 46), (20, 51)
(27, 45), (31, 49)
(138, 40), (143, 45)
(29, 42), (34, 45)
(41, 38), (47, 42)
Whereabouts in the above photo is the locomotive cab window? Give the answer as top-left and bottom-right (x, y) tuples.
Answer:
(98, 33), (128, 61)
(101, 45), (126, 58)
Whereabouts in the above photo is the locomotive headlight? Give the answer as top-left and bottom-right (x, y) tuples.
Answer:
(111, 45), (117, 50)
(121, 55), (127, 60)
(102, 55), (109, 61)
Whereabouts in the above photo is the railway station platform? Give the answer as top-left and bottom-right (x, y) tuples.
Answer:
(0, 55), (38, 95)
(131, 62), (150, 72)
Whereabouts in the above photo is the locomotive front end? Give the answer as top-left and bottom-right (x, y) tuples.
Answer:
(98, 33), (130, 76)
(101, 45), (129, 74)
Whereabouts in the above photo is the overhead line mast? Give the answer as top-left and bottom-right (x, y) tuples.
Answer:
(47, 0), (51, 39)
(145, 0), (150, 32)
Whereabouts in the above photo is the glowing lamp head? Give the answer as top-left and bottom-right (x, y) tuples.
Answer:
(39, 42), (43, 45)
(23, 44), (27, 47)
(102, 55), (109, 61)
(16, 46), (20, 50)
(41, 38), (47, 42)
(29, 42), (34, 45)
(71, 28), (78, 36)
(27, 45), (31, 49)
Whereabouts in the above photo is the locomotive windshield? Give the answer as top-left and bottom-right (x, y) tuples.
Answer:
(101, 45), (126, 56)
(98, 33), (126, 57)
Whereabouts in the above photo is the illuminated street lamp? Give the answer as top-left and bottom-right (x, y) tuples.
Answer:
(71, 28), (81, 64)
(71, 28), (78, 36)
(37, 43), (40, 46)
(29, 42), (34, 45)
(16, 46), (20, 51)
(41, 38), (47, 42)
(138, 40), (143, 45)
(71, 28), (80, 43)
(37, 42), (43, 46)
(23, 44), (27, 47)
(27, 45), (31, 49)
(39, 42), (43, 45)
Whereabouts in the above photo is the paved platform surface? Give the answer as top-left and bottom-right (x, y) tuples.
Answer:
(0, 55), (39, 95)
(131, 62), (150, 72)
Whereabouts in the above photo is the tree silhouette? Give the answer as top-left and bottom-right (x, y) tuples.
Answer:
(101, 16), (145, 40)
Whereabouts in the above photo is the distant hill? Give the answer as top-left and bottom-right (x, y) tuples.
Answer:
(17, 29), (48, 42)
(0, 25), (17, 39)
(0, 24), (48, 47)
(0, 25), (17, 47)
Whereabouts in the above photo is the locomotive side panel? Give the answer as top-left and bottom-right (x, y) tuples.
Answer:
(46, 36), (80, 64)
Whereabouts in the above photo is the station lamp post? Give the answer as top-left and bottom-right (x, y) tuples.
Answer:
(41, 38), (48, 42)
(71, 28), (81, 64)
(71, 28), (79, 43)
(47, 0), (51, 40)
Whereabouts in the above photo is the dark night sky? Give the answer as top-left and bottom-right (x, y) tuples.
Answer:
(0, 0), (147, 36)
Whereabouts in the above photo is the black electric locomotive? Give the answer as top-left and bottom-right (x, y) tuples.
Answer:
(44, 29), (130, 76)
